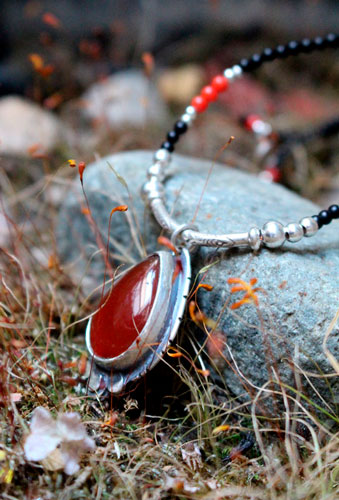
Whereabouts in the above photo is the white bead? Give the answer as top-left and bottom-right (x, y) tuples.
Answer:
(232, 65), (242, 78)
(141, 177), (164, 202)
(224, 68), (234, 80)
(300, 217), (318, 237)
(153, 148), (171, 165)
(181, 113), (194, 127)
(185, 105), (197, 118)
(262, 221), (285, 248)
(285, 222), (304, 243)
(248, 227), (262, 251)
(252, 120), (272, 136)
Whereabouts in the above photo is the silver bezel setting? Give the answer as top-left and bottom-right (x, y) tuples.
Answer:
(85, 248), (191, 394)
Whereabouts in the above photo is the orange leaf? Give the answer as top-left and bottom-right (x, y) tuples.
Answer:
(110, 205), (128, 216)
(29, 53), (44, 70)
(101, 412), (118, 428)
(196, 283), (214, 292)
(197, 369), (210, 377)
(42, 12), (61, 28)
(212, 424), (230, 435)
(157, 236), (177, 254)
(142, 52), (154, 77)
(167, 347), (183, 358)
(78, 352), (87, 376)
(78, 161), (86, 183)
(68, 159), (76, 168)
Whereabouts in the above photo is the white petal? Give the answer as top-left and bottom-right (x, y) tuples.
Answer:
(57, 413), (86, 441)
(63, 457), (80, 475)
(30, 407), (55, 434)
(24, 433), (61, 461)
(60, 442), (81, 475)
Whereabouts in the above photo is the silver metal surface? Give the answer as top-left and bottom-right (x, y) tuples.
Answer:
(248, 227), (262, 251)
(262, 221), (286, 248)
(151, 198), (180, 233)
(285, 222), (304, 243)
(141, 176), (165, 202)
(170, 223), (197, 248)
(300, 216), (318, 237)
(147, 162), (165, 180)
(86, 249), (191, 394)
(154, 148), (171, 165)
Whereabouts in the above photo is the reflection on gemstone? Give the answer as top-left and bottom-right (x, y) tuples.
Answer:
(90, 255), (160, 359)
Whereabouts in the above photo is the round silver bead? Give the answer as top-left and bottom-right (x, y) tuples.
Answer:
(232, 65), (242, 78)
(248, 227), (262, 251)
(147, 162), (165, 180)
(153, 148), (171, 165)
(262, 221), (285, 248)
(185, 105), (197, 118)
(300, 216), (318, 237)
(224, 68), (234, 80)
(141, 177), (164, 202)
(285, 222), (304, 243)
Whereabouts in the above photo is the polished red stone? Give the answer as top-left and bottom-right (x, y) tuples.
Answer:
(90, 255), (160, 359)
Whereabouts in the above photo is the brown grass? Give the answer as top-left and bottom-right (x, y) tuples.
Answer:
(0, 156), (338, 500)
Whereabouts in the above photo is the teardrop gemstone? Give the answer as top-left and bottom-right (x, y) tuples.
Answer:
(90, 255), (160, 359)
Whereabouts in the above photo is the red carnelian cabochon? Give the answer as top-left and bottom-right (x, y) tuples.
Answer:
(90, 255), (160, 359)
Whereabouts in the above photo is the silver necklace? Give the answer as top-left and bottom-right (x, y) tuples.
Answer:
(85, 34), (339, 395)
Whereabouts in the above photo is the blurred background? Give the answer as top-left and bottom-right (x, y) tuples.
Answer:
(0, 0), (338, 208)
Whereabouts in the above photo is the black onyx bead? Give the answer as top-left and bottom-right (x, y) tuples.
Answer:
(314, 36), (325, 49)
(312, 215), (323, 229)
(251, 53), (262, 69)
(167, 130), (179, 144)
(262, 47), (275, 61)
(318, 210), (331, 225)
(239, 58), (252, 71)
(276, 44), (288, 58)
(161, 141), (174, 152)
(174, 120), (187, 135)
(287, 40), (299, 54)
(328, 204), (339, 219)
(326, 33), (338, 47)
(301, 38), (314, 53)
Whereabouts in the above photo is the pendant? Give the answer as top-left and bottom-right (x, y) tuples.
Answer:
(85, 248), (191, 395)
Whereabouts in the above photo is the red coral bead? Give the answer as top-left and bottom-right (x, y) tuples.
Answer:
(201, 85), (218, 102)
(191, 95), (208, 113)
(90, 255), (160, 359)
(264, 166), (282, 183)
(211, 75), (229, 93)
(244, 114), (261, 131)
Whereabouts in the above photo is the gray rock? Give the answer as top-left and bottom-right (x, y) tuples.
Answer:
(81, 70), (168, 129)
(57, 151), (339, 409)
(0, 96), (63, 156)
